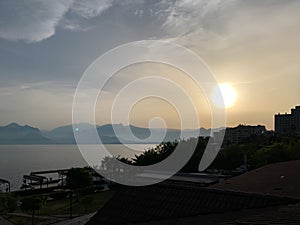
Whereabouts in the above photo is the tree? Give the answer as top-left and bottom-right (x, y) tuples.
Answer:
(0, 194), (17, 213)
(20, 197), (42, 225)
(66, 168), (93, 190)
(133, 142), (178, 166)
(101, 136), (300, 175)
(5, 196), (17, 213)
(0, 194), (7, 213)
(66, 168), (93, 218)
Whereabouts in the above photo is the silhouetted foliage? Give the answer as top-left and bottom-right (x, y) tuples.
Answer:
(211, 136), (300, 170)
(20, 197), (42, 225)
(66, 167), (93, 190)
(0, 193), (17, 213)
(181, 137), (208, 172)
(133, 142), (178, 166)
(104, 136), (300, 173)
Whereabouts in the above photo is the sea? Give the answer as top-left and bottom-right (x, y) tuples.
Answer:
(0, 144), (156, 191)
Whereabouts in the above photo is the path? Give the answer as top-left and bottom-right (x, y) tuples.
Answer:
(7, 212), (96, 225)
(8, 212), (65, 220)
(52, 213), (96, 225)
(0, 216), (14, 225)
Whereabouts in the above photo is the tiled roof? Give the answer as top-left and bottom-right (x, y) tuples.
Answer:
(228, 204), (300, 225)
(86, 182), (297, 225)
(212, 160), (300, 199)
(136, 204), (300, 225)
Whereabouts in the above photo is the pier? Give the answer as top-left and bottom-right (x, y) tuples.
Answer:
(22, 169), (69, 190)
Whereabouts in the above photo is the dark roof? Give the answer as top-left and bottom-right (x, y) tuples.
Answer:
(212, 160), (300, 199)
(226, 204), (300, 225)
(86, 182), (297, 225)
(136, 204), (300, 225)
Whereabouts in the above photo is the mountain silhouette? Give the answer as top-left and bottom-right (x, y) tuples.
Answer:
(0, 122), (220, 145)
(0, 123), (53, 144)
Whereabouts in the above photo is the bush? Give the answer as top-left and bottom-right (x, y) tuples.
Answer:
(67, 168), (93, 190)
(0, 194), (17, 213)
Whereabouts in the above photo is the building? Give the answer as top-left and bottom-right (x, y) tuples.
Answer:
(275, 106), (300, 135)
(214, 124), (267, 145)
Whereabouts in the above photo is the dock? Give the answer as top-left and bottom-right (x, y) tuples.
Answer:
(21, 169), (69, 190)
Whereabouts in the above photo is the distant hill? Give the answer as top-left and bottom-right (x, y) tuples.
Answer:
(0, 122), (222, 145)
(0, 123), (53, 144)
(43, 123), (123, 144)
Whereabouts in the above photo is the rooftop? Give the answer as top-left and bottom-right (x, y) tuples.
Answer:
(86, 183), (297, 225)
(86, 160), (300, 225)
(212, 160), (300, 199)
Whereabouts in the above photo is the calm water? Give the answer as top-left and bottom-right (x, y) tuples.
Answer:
(0, 144), (156, 191)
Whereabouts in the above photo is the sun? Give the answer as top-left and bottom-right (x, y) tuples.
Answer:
(213, 83), (237, 108)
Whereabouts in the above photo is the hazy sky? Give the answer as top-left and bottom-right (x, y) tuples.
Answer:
(0, 0), (300, 130)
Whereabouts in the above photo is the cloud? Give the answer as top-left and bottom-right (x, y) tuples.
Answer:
(0, 81), (76, 95)
(162, 0), (237, 36)
(0, 0), (114, 43)
(0, 0), (73, 43)
(70, 0), (114, 19)
(157, 0), (300, 55)
(58, 18), (92, 31)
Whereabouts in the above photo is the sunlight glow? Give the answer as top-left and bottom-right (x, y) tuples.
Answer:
(213, 83), (237, 108)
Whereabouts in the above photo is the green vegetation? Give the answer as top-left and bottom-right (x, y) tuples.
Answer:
(66, 167), (93, 190)
(3, 191), (115, 225)
(0, 193), (17, 213)
(111, 135), (300, 172)
(211, 136), (300, 170)
(5, 215), (46, 225)
(102, 138), (208, 172)
(133, 141), (179, 166)
(1, 167), (114, 225)
(20, 197), (43, 225)
(66, 167), (94, 218)
(34, 191), (115, 216)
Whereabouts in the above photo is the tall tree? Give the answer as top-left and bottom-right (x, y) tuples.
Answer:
(66, 168), (93, 218)
(66, 168), (92, 189)
(20, 197), (42, 225)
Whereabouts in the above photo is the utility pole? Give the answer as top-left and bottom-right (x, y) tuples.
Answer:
(68, 192), (74, 219)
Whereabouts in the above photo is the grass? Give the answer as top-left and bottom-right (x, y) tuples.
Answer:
(4, 215), (47, 225)
(38, 191), (115, 216)
(5, 190), (115, 225)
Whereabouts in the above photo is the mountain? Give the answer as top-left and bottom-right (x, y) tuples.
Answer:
(43, 124), (153, 144)
(43, 124), (85, 144)
(43, 123), (122, 144)
(0, 122), (223, 145)
(0, 123), (53, 144)
(45, 124), (217, 144)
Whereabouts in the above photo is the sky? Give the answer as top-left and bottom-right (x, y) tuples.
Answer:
(0, 0), (300, 130)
